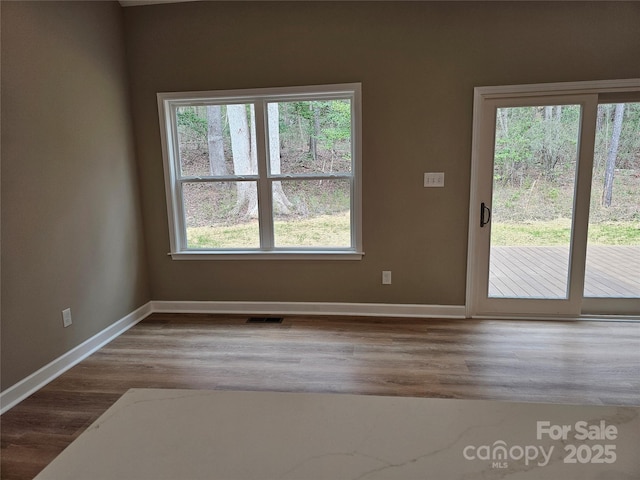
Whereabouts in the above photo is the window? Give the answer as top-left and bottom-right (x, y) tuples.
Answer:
(158, 84), (362, 259)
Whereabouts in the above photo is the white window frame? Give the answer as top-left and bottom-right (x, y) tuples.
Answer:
(157, 83), (363, 260)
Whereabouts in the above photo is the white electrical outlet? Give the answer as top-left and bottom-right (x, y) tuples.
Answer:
(382, 271), (392, 285)
(424, 172), (445, 187)
(62, 308), (72, 328)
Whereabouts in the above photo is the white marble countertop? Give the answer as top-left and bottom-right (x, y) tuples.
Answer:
(35, 388), (639, 479)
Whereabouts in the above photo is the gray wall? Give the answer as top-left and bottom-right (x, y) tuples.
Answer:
(124, 1), (640, 305)
(1, 1), (150, 390)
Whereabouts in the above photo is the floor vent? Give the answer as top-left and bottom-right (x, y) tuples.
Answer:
(247, 317), (284, 324)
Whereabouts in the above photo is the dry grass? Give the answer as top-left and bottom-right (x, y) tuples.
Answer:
(187, 212), (351, 249)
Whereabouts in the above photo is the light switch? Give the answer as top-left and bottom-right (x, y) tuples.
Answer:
(62, 308), (72, 328)
(424, 172), (445, 187)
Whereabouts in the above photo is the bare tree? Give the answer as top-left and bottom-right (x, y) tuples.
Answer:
(206, 105), (226, 176)
(602, 103), (625, 207)
(268, 103), (293, 214)
(227, 104), (258, 217)
(497, 108), (509, 136)
(227, 103), (294, 219)
(544, 106), (553, 121)
(309, 102), (320, 163)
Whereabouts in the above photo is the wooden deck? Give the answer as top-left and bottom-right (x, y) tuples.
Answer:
(489, 245), (640, 298)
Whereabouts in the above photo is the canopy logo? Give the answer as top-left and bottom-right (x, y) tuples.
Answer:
(463, 441), (553, 468)
(462, 420), (618, 469)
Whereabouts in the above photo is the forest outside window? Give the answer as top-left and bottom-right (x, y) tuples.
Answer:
(158, 84), (362, 259)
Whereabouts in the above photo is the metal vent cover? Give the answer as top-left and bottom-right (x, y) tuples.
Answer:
(246, 317), (284, 324)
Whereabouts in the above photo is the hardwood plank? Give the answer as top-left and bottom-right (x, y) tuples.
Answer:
(1, 313), (639, 480)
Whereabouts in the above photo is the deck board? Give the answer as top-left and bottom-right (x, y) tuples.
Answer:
(489, 245), (639, 299)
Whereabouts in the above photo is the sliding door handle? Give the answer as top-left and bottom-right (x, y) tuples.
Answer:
(480, 202), (491, 228)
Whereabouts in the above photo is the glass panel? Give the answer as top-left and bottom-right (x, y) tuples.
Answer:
(488, 105), (581, 299)
(585, 103), (640, 298)
(267, 100), (352, 175)
(176, 104), (257, 177)
(273, 179), (351, 248)
(182, 182), (260, 249)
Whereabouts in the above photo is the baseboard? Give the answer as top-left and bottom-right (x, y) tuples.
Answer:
(150, 300), (467, 319)
(0, 302), (153, 415)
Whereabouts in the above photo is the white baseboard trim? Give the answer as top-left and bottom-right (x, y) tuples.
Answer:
(472, 313), (640, 322)
(0, 302), (153, 415)
(150, 300), (467, 319)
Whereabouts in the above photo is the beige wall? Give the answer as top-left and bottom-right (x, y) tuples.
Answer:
(1, 2), (150, 390)
(1, 0), (639, 393)
(124, 1), (639, 304)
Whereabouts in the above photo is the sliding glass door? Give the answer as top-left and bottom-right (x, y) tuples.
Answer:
(467, 80), (639, 317)
(488, 103), (582, 301)
(583, 102), (640, 315)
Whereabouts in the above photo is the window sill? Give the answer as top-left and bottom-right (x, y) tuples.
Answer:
(168, 251), (365, 261)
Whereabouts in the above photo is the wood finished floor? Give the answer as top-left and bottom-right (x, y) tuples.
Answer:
(2, 313), (639, 480)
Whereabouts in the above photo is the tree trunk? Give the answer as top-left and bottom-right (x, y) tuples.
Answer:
(247, 105), (259, 217)
(227, 104), (258, 218)
(206, 106), (226, 176)
(497, 108), (509, 136)
(602, 103), (625, 207)
(309, 103), (320, 163)
(268, 103), (293, 214)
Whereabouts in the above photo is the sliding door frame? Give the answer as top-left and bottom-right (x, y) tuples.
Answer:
(466, 79), (640, 319)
